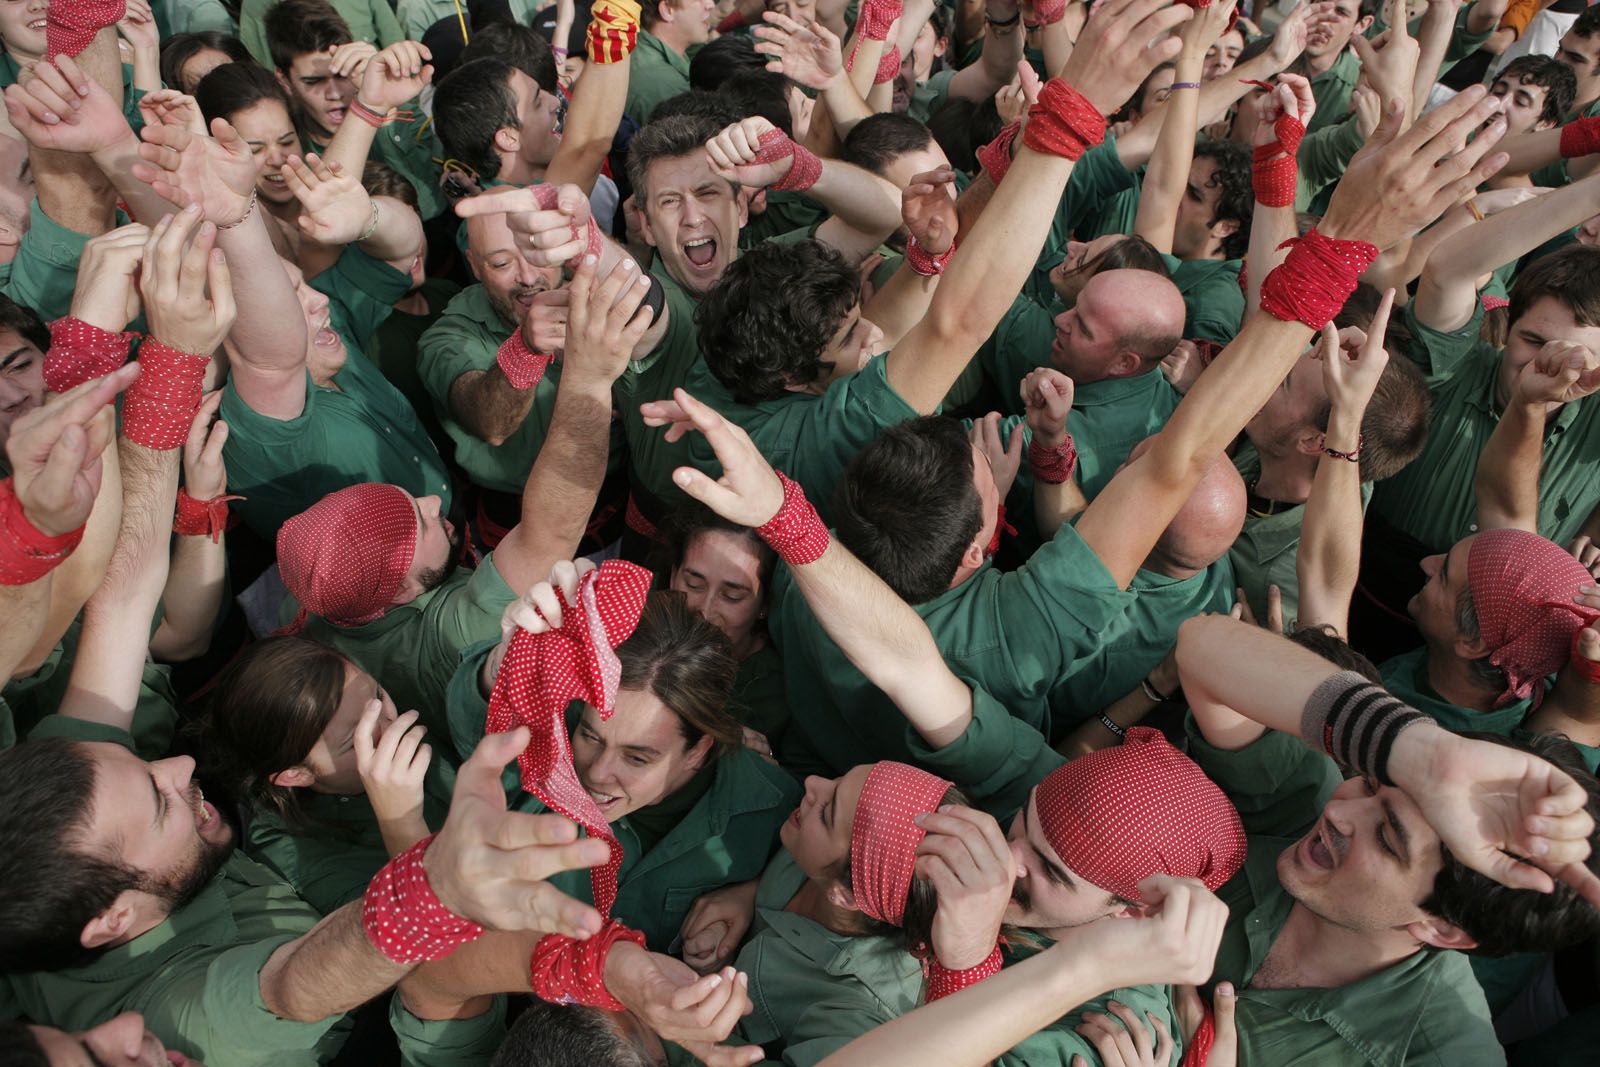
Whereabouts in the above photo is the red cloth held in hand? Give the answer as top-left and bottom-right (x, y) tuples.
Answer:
(875, 46), (901, 85)
(856, 0), (903, 41)
(905, 233), (955, 276)
(173, 486), (242, 543)
(1252, 112), (1305, 208)
(44, 317), (135, 394)
(497, 331), (556, 391)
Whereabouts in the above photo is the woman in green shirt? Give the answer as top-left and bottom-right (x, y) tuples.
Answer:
(194, 63), (309, 260)
(658, 503), (792, 765)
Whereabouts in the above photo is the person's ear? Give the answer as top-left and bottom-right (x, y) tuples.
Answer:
(1294, 429), (1326, 456)
(1111, 350), (1143, 378)
(1454, 632), (1493, 663)
(275, 70), (293, 96)
(1534, 117), (1558, 132)
(1213, 218), (1241, 244)
(270, 766), (316, 789)
(635, 200), (659, 249)
(81, 893), (142, 951)
(1356, 14), (1375, 34)
(826, 881), (860, 912)
(685, 734), (715, 773)
(960, 538), (985, 573)
(493, 125), (520, 156)
(1407, 915), (1478, 952)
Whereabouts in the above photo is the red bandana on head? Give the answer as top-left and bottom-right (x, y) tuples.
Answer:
(1467, 529), (1599, 708)
(1034, 728), (1246, 903)
(849, 762), (953, 927)
(275, 483), (418, 633)
(484, 561), (653, 916)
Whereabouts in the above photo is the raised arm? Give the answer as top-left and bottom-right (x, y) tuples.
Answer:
(945, 0), (1027, 104)
(858, 167), (957, 346)
(884, 0), (1194, 415)
(285, 152), (424, 264)
(1243, 75), (1316, 317)
(1474, 341), (1600, 534)
(544, 17), (633, 195)
(754, 13), (872, 144)
(1020, 367), (1082, 537)
(148, 392), (230, 662)
(324, 40), (434, 178)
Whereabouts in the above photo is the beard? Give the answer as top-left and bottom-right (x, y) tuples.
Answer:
(140, 794), (233, 912)
(416, 512), (468, 594)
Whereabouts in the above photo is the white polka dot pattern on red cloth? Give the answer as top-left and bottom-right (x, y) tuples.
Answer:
(1467, 528), (1600, 708)
(361, 834), (485, 964)
(1035, 727), (1247, 903)
(528, 920), (646, 1009)
(275, 483), (418, 631)
(495, 332), (555, 390)
(45, 0), (124, 61)
(849, 761), (953, 927)
(43, 317), (135, 395)
(122, 341), (210, 451)
(756, 473), (830, 566)
(484, 560), (653, 917)
(926, 944), (1003, 1002)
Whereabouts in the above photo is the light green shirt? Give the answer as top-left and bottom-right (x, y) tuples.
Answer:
(626, 30), (691, 124)
(240, 0), (404, 66)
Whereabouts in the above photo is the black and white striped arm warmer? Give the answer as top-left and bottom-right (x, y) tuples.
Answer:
(1299, 671), (1436, 786)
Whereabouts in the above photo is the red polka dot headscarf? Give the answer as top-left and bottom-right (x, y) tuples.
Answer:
(276, 483), (418, 632)
(1034, 728), (1246, 903)
(484, 560), (653, 917)
(1467, 528), (1599, 708)
(849, 761), (954, 927)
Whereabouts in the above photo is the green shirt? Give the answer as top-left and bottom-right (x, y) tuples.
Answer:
(363, 275), (461, 459)
(1308, 50), (1361, 134)
(391, 994), (506, 1067)
(1165, 255), (1246, 345)
(907, 69), (958, 125)
(285, 553), (516, 749)
(905, 683), (1065, 821)
(1380, 647), (1534, 738)
(0, 199), (110, 323)
(735, 849), (925, 1066)
(240, 0), (404, 67)
(221, 246), (453, 539)
(1047, 561), (1234, 728)
(734, 642), (793, 763)
(740, 191), (830, 251)
(684, 354), (920, 525)
(446, 643), (802, 951)
(153, 0), (236, 34)
(627, 31), (691, 124)
(1370, 302), (1600, 553)
(1296, 116), (1366, 213)
(770, 523), (1137, 783)
(368, 106), (449, 222)
(418, 284), (561, 495)
(1186, 727), (1505, 1067)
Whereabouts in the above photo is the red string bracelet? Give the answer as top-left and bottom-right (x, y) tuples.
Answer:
(905, 234), (955, 276)
(1258, 228), (1378, 329)
(361, 834), (486, 964)
(1252, 112), (1305, 208)
(529, 921), (647, 1010)
(757, 472), (830, 565)
(1559, 116), (1600, 159)
(1028, 434), (1078, 484)
(925, 944), (1003, 1002)
(754, 128), (823, 192)
(173, 487), (243, 543)
(1021, 80), (1107, 162)
(1571, 628), (1600, 685)
(0, 477), (84, 586)
(977, 121), (1021, 185)
(122, 341), (210, 451)
(349, 98), (416, 128)
(496, 331), (557, 390)
(587, 0), (642, 63)
(44, 318), (136, 394)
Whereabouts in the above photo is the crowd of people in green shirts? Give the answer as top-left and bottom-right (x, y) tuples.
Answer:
(2, 0), (1600, 1063)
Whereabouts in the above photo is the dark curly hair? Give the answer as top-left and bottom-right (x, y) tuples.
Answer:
(1194, 140), (1253, 262)
(695, 239), (861, 403)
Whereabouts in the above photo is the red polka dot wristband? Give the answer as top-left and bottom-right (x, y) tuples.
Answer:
(855, 0), (901, 41)
(926, 944), (1003, 1002)
(362, 834), (485, 965)
(173, 487), (243, 543)
(1027, 434), (1078, 485)
(1251, 111), (1304, 208)
(529, 921), (647, 1010)
(977, 121), (1021, 186)
(874, 47), (902, 85)
(0, 478), (84, 587)
(1026, 0), (1066, 26)
(1258, 228), (1377, 330)
(46, 0), (124, 61)
(44, 317), (136, 395)
(756, 472), (830, 566)
(122, 341), (210, 451)
(496, 331), (557, 391)
(754, 129), (823, 193)
(1559, 116), (1600, 159)
(905, 234), (955, 277)
(1022, 80), (1107, 163)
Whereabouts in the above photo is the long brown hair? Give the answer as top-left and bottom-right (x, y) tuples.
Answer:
(618, 592), (743, 759)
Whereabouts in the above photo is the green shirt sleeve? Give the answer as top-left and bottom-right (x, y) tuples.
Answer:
(1295, 117), (1364, 212)
(391, 993), (506, 1067)
(906, 684), (1065, 819)
(316, 245), (410, 352)
(1401, 297), (1487, 387)
(239, 0), (272, 65)
(1184, 719), (1343, 838)
(413, 553), (518, 715)
(3, 200), (95, 322)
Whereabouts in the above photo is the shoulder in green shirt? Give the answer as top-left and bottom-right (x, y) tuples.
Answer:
(1380, 646), (1535, 738)
(627, 31), (692, 125)
(907, 69), (958, 125)
(997, 939), (1181, 1066)
(1163, 255), (1245, 345)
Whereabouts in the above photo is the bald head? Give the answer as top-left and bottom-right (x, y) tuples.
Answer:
(1056, 271), (1187, 384)
(1136, 443), (1246, 576)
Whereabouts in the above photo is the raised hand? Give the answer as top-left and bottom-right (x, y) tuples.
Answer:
(423, 726), (611, 937)
(456, 184), (594, 268)
(560, 254), (654, 387)
(1052, 875), (1228, 992)
(481, 559), (596, 686)
(284, 152), (374, 245)
(753, 11), (844, 90)
(968, 413), (1023, 500)
(1349, 7), (1419, 116)
(328, 41), (378, 84)
(1021, 366), (1074, 445)
(137, 89), (208, 135)
(1058, 0), (1193, 118)
(1313, 286), (1393, 415)
(1514, 340), (1600, 407)
(355, 701), (432, 830)
(69, 224), (149, 335)
(1570, 537), (1600, 581)
(1160, 339), (1205, 394)
(1179, 0), (1240, 58)
(1269, 0), (1312, 69)
(644, 388), (785, 528)
(903, 167), (958, 254)
(359, 40), (433, 114)
(914, 806), (1018, 970)
(1252, 72), (1316, 148)
(522, 287), (570, 357)
(3, 54), (131, 154)
(116, 0), (160, 56)
(6, 364), (140, 537)
(134, 118), (258, 226)
(705, 116), (794, 189)
(1072, 1001), (1175, 1067)
(603, 945), (763, 1067)
(679, 880), (759, 974)
(181, 391), (229, 500)
(138, 206), (237, 355)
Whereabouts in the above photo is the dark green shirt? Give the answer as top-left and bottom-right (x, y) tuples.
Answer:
(626, 31), (691, 124)
(614, 265), (704, 527)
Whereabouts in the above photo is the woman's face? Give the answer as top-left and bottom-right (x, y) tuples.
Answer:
(300, 661), (398, 794)
(231, 99), (299, 205)
(670, 530), (768, 659)
(179, 47), (234, 94)
(781, 765), (873, 881)
(571, 688), (713, 822)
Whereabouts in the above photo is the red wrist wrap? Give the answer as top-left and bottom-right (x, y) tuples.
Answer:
(977, 122), (1021, 185)
(173, 486), (242, 543)
(856, 0), (902, 40)
(45, 318), (136, 394)
(529, 921), (647, 1010)
(757, 472), (830, 565)
(925, 944), (1003, 1002)
(362, 835), (485, 964)
(1181, 1005), (1217, 1067)
(0, 478), (84, 586)
(587, 0), (642, 64)
(1481, 294), (1509, 312)
(875, 46), (902, 85)
(755, 128), (823, 192)
(1029, 0), (1067, 25)
(1258, 228), (1378, 330)
(46, 0), (124, 60)
(122, 341), (209, 451)
(1571, 628), (1600, 685)
(1027, 435), (1078, 484)
(1251, 113), (1305, 208)
(1022, 80), (1106, 162)
(496, 331), (557, 390)
(905, 233), (955, 276)
(1177, 0), (1239, 30)
(1559, 116), (1600, 159)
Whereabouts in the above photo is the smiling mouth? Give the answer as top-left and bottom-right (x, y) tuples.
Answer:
(586, 788), (622, 811)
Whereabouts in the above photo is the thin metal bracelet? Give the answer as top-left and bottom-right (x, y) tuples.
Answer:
(357, 199), (382, 242)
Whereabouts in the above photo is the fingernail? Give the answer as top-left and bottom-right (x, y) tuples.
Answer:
(584, 254), (596, 265)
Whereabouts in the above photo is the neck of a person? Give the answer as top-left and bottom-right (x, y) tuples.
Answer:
(1424, 647), (1502, 712)
(1252, 449), (1316, 505)
(652, 22), (694, 57)
(497, 152), (545, 188)
(789, 878), (875, 937)
(5, 42), (41, 70)
(1306, 45), (1345, 77)
(1256, 901), (1423, 990)
(1141, 548), (1203, 582)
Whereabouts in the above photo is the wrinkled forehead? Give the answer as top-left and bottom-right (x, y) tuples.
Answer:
(643, 151), (725, 202)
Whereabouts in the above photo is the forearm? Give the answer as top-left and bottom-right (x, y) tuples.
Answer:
(149, 534), (226, 662)
(1132, 50), (1203, 253)
(1244, 198), (1296, 317)
(128, 43), (160, 93)
(259, 902), (413, 1021)
(1473, 397), (1544, 533)
(817, 72), (874, 141)
(1413, 7), (1453, 116)
(322, 104), (382, 177)
(91, 132), (183, 223)
(378, 814), (433, 858)
(806, 161), (902, 238)
(954, 0), (987, 49)
(1038, 19), (1074, 80)
(861, 258), (939, 348)
(545, 59), (628, 195)
(450, 367), (539, 446)
(220, 209), (310, 374)
(792, 539), (975, 748)
(1295, 408), (1363, 635)
(355, 195), (424, 263)
(1494, 126), (1561, 179)
(1175, 614), (1340, 739)
(949, 19), (1024, 101)
(1055, 664), (1165, 759)
(0, 577), (50, 683)
(1033, 472), (1085, 539)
